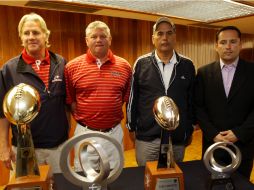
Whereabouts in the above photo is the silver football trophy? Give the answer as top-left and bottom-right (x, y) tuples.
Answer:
(144, 96), (183, 190)
(203, 142), (241, 190)
(3, 83), (41, 178)
(60, 131), (124, 190)
(153, 96), (179, 168)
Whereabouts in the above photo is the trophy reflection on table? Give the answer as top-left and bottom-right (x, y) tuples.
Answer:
(3, 83), (41, 178)
(144, 96), (184, 190)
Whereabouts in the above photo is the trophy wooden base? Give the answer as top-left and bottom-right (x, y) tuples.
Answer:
(144, 161), (184, 190)
(6, 165), (50, 190)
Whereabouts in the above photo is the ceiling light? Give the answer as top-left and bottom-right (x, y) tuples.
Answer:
(71, 0), (254, 22)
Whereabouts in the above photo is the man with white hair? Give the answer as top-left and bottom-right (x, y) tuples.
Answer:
(65, 21), (132, 170)
(0, 12), (69, 175)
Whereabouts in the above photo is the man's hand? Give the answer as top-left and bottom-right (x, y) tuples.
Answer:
(128, 131), (136, 142)
(213, 133), (227, 142)
(71, 102), (77, 114)
(0, 118), (13, 169)
(0, 148), (15, 170)
(220, 130), (238, 143)
(213, 130), (238, 143)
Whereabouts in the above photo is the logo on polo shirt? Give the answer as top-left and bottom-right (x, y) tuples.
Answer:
(52, 75), (63, 83)
(111, 71), (121, 77)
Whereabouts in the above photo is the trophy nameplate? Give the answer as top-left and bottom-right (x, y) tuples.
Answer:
(60, 131), (124, 190)
(144, 96), (184, 190)
(3, 83), (41, 178)
(145, 161), (184, 190)
(203, 142), (241, 190)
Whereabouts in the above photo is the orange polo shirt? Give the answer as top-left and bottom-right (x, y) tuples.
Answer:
(65, 49), (132, 129)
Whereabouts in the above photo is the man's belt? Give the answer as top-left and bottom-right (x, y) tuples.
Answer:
(77, 121), (116, 132)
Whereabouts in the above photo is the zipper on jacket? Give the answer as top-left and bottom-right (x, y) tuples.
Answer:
(46, 55), (61, 95)
(167, 61), (179, 90)
(48, 63), (60, 89)
(152, 58), (167, 95)
(44, 87), (51, 97)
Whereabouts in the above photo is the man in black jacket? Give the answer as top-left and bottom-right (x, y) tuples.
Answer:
(195, 26), (254, 179)
(127, 17), (195, 166)
(0, 13), (69, 176)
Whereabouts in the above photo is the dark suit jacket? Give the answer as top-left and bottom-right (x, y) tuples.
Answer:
(195, 58), (254, 159)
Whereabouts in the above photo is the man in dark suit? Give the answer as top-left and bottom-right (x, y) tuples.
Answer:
(195, 26), (254, 179)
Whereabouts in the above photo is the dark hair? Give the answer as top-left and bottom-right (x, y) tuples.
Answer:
(216, 26), (241, 42)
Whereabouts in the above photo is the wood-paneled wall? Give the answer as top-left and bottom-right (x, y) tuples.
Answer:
(175, 25), (254, 68)
(0, 5), (254, 185)
(1, 6), (254, 69)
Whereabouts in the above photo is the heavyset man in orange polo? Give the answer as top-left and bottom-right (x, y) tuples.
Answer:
(65, 21), (132, 170)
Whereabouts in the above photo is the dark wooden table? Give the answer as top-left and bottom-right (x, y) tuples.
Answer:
(54, 160), (254, 190)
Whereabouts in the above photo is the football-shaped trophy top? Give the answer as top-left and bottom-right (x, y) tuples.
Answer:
(153, 96), (179, 131)
(3, 83), (41, 125)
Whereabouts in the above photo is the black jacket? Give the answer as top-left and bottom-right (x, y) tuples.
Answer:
(194, 59), (254, 158)
(0, 51), (69, 148)
(127, 51), (195, 144)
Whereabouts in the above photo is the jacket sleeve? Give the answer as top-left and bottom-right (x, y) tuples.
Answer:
(194, 68), (220, 142)
(64, 63), (76, 105)
(126, 61), (140, 132)
(122, 63), (132, 104)
(233, 106), (254, 143)
(0, 68), (7, 118)
(232, 62), (254, 143)
(188, 61), (196, 125)
(186, 61), (196, 136)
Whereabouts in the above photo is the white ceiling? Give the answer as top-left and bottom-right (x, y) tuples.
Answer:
(1, 0), (254, 34)
(73, 0), (254, 22)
